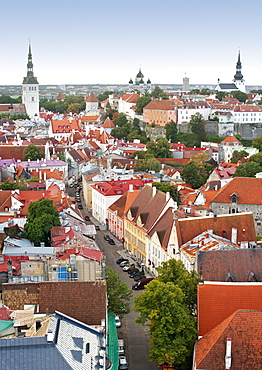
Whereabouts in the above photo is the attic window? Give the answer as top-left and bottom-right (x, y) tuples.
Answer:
(231, 194), (237, 203)
(4, 207), (9, 211)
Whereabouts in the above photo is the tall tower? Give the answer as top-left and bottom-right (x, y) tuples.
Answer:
(183, 73), (189, 92)
(233, 51), (245, 93)
(22, 42), (39, 119)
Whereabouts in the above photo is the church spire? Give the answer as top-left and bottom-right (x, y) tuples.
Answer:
(234, 50), (243, 81)
(23, 41), (38, 84)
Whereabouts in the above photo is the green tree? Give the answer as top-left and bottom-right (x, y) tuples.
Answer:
(23, 144), (44, 161)
(252, 136), (262, 151)
(97, 91), (114, 102)
(114, 114), (128, 127)
(249, 152), (262, 167)
(152, 183), (181, 205)
(146, 138), (172, 158)
(215, 91), (227, 101)
(156, 259), (199, 314)
(57, 151), (66, 162)
(189, 113), (206, 142)
(134, 156), (161, 172)
(105, 266), (132, 315)
(165, 120), (178, 142)
(135, 95), (151, 114)
(230, 90), (248, 103)
(67, 103), (82, 114)
(230, 150), (248, 164)
(131, 151), (146, 159)
(233, 161), (262, 178)
(151, 86), (169, 100)
(23, 198), (61, 245)
(181, 161), (205, 189)
(134, 259), (198, 368)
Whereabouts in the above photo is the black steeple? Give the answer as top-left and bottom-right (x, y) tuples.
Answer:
(23, 42), (38, 85)
(234, 51), (243, 81)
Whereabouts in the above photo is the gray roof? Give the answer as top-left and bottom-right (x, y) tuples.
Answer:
(0, 311), (106, 370)
(217, 83), (238, 90)
(0, 336), (72, 370)
(3, 237), (55, 257)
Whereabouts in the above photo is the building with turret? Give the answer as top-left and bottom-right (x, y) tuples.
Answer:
(22, 42), (39, 119)
(128, 67), (151, 93)
(215, 51), (246, 93)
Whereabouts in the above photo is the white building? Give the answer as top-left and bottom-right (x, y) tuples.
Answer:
(22, 43), (39, 119)
(177, 101), (211, 124)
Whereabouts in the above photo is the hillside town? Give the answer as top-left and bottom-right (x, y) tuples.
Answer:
(0, 43), (262, 370)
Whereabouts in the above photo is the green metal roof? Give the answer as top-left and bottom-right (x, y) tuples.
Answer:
(0, 320), (14, 332)
(107, 311), (119, 370)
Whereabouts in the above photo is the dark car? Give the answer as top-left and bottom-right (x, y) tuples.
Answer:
(129, 270), (142, 278)
(108, 239), (115, 245)
(134, 274), (146, 281)
(104, 235), (111, 241)
(128, 267), (139, 275)
(77, 199), (82, 203)
(95, 225), (100, 230)
(132, 278), (154, 290)
(85, 216), (90, 221)
(116, 258), (129, 264)
(78, 204), (83, 209)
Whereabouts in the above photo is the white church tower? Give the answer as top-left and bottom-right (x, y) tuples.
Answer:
(22, 42), (39, 119)
(233, 51), (245, 93)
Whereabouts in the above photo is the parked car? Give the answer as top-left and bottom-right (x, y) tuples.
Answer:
(78, 204), (83, 209)
(132, 278), (154, 290)
(77, 199), (82, 203)
(108, 238), (115, 245)
(119, 355), (128, 370)
(115, 315), (121, 328)
(116, 258), (129, 264)
(128, 267), (139, 275)
(95, 225), (100, 230)
(129, 269), (142, 278)
(123, 263), (135, 271)
(118, 339), (124, 355)
(85, 216), (90, 221)
(104, 235), (111, 241)
(120, 260), (130, 267)
(134, 273), (146, 281)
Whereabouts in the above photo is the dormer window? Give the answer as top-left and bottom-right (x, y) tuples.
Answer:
(4, 207), (9, 212)
(231, 194), (237, 203)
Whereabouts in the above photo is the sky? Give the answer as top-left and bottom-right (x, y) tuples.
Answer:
(2, 0), (262, 86)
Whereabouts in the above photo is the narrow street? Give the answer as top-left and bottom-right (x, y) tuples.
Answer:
(95, 229), (160, 370)
(68, 184), (160, 369)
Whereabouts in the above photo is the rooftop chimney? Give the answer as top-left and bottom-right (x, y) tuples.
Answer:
(225, 338), (232, 369)
(152, 186), (157, 197)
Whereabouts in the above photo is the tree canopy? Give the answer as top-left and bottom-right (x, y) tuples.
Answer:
(23, 144), (44, 161)
(151, 86), (169, 100)
(135, 95), (151, 114)
(252, 136), (262, 151)
(230, 150), (248, 164)
(105, 266), (132, 315)
(233, 161), (262, 178)
(134, 155), (161, 173)
(134, 259), (198, 368)
(146, 138), (172, 158)
(181, 161), (206, 189)
(230, 90), (248, 103)
(189, 113), (206, 142)
(165, 120), (178, 142)
(152, 183), (181, 205)
(23, 198), (61, 245)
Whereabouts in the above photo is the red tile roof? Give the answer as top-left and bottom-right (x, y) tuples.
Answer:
(92, 179), (149, 197)
(144, 99), (176, 111)
(85, 93), (99, 102)
(220, 135), (242, 145)
(51, 118), (81, 134)
(210, 177), (262, 205)
(198, 282), (262, 336)
(195, 309), (262, 370)
(102, 117), (115, 128)
(197, 248), (262, 282)
(175, 213), (256, 248)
